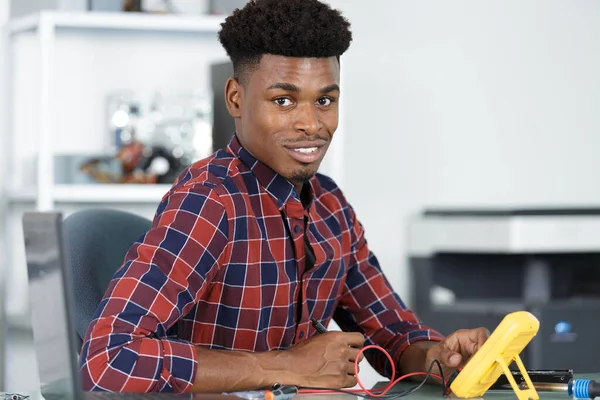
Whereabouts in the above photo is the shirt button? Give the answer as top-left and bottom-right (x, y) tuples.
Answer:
(299, 331), (305, 338)
(294, 225), (301, 233)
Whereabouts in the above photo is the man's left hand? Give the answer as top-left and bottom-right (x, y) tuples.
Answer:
(424, 327), (490, 381)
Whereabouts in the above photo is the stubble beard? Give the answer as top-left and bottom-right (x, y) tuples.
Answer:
(289, 164), (316, 184)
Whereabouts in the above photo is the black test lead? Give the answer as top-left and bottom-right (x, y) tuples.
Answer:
(310, 317), (327, 334)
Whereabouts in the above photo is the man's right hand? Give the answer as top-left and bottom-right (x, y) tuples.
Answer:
(191, 331), (365, 392)
(283, 331), (365, 388)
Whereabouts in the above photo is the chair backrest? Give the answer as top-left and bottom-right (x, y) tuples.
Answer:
(62, 208), (152, 348)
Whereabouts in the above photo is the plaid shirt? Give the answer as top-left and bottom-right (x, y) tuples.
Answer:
(79, 135), (444, 393)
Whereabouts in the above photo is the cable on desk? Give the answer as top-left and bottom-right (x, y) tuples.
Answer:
(298, 344), (447, 398)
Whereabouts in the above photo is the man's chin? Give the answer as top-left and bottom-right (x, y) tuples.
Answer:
(288, 165), (319, 183)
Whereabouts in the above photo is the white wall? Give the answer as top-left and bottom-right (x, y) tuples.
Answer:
(0, 1), (7, 25)
(327, 0), (600, 299)
(9, 0), (57, 17)
(0, 1), (8, 144)
(324, 0), (600, 386)
(0, 1), (7, 178)
(0, 0), (9, 276)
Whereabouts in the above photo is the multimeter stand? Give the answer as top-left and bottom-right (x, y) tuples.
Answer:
(496, 355), (538, 400)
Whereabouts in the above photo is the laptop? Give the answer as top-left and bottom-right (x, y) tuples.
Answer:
(22, 212), (228, 400)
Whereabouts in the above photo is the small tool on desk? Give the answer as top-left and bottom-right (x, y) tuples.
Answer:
(225, 385), (297, 400)
(490, 369), (599, 399)
(512, 379), (600, 399)
(230, 319), (325, 400)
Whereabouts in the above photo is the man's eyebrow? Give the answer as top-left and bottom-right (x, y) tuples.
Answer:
(266, 82), (300, 92)
(265, 83), (340, 94)
(319, 84), (340, 94)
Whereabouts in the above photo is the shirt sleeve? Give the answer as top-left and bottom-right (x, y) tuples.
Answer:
(79, 184), (229, 393)
(333, 204), (445, 378)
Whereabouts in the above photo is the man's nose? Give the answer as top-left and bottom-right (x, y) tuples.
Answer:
(293, 104), (321, 135)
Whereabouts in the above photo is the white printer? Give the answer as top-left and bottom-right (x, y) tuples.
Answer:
(408, 208), (600, 373)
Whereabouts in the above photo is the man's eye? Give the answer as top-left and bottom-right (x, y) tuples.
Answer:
(274, 98), (292, 107)
(317, 98), (332, 107)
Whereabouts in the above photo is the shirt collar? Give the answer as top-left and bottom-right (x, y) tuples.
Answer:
(226, 134), (314, 210)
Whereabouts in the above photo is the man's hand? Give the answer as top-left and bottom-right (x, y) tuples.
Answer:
(284, 331), (365, 389)
(191, 331), (365, 392)
(425, 328), (490, 381)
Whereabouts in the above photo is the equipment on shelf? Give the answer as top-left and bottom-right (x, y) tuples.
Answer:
(80, 140), (181, 184)
(80, 88), (214, 184)
(121, 0), (243, 15)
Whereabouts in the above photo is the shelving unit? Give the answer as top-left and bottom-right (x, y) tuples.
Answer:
(7, 184), (173, 203)
(4, 10), (230, 211)
(8, 11), (226, 35)
(52, 183), (173, 203)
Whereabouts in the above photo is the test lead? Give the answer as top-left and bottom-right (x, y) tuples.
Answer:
(310, 317), (327, 334)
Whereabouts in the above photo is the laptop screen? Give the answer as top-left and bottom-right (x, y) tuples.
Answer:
(22, 212), (81, 396)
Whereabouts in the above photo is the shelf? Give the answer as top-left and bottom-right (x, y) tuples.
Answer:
(53, 184), (171, 203)
(6, 189), (37, 203)
(7, 184), (172, 204)
(8, 10), (226, 35)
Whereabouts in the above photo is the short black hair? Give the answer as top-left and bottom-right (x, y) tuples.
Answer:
(217, 0), (352, 84)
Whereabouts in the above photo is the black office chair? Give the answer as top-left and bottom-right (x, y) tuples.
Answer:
(63, 208), (152, 348)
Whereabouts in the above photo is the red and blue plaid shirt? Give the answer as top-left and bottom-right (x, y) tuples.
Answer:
(79, 135), (444, 393)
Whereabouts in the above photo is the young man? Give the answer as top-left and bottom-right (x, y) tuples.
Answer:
(79, 0), (488, 393)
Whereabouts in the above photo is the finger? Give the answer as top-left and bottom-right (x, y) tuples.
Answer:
(442, 329), (463, 351)
(463, 338), (479, 358)
(440, 332), (464, 364)
(437, 343), (463, 367)
(357, 352), (364, 363)
(346, 347), (361, 362)
(346, 361), (357, 375)
(464, 328), (489, 356)
(472, 327), (490, 351)
(347, 361), (360, 375)
(343, 374), (357, 388)
(445, 329), (484, 360)
(345, 332), (365, 348)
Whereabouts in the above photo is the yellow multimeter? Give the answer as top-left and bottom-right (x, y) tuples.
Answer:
(450, 311), (540, 400)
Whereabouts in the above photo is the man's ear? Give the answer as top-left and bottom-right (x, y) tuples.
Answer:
(225, 77), (243, 118)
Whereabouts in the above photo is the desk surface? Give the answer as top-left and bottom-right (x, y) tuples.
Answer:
(10, 374), (600, 400)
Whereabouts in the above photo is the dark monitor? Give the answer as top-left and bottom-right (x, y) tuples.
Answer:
(211, 61), (236, 152)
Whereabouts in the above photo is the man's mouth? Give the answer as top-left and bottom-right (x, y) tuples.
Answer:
(293, 147), (318, 154)
(284, 143), (325, 164)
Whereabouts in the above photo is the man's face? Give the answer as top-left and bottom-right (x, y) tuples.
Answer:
(226, 55), (340, 188)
